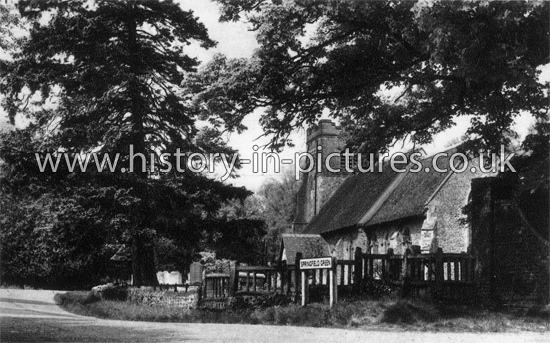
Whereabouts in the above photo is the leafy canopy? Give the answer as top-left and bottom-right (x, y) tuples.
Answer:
(191, 0), (549, 153)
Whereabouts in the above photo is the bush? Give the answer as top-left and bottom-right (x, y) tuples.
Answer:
(199, 251), (230, 274)
(360, 280), (397, 298)
(308, 285), (330, 302)
(229, 293), (292, 311)
(91, 283), (128, 301)
(381, 300), (438, 324)
(55, 291), (100, 306)
(102, 286), (127, 301)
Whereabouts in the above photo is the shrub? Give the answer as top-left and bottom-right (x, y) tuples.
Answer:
(199, 251), (230, 274)
(360, 280), (396, 298)
(91, 283), (128, 301)
(55, 291), (100, 306)
(229, 293), (292, 312)
(381, 300), (438, 324)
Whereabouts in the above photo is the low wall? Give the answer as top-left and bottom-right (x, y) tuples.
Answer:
(127, 288), (200, 309)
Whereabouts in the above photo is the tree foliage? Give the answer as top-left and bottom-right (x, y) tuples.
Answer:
(257, 169), (299, 235)
(211, 169), (300, 263)
(0, 183), (117, 288)
(192, 0), (549, 153)
(0, 0), (251, 287)
(500, 118), (549, 240)
(0, 3), (22, 52)
(256, 168), (300, 261)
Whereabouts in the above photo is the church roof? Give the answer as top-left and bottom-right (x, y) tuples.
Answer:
(279, 234), (331, 265)
(303, 148), (457, 235)
(366, 153), (451, 226)
(303, 162), (399, 234)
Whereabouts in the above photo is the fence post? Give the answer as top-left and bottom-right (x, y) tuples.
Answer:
(354, 247), (363, 287)
(202, 272), (207, 299)
(330, 256), (338, 307)
(286, 268), (292, 295)
(301, 268), (308, 307)
(402, 248), (411, 297)
(295, 252), (302, 298)
(252, 272), (257, 292)
(228, 261), (238, 297)
(402, 248), (411, 279)
(435, 248), (444, 295)
(280, 261), (286, 293)
(368, 255), (374, 280)
(387, 248), (394, 280)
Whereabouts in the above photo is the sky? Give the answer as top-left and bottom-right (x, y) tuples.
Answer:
(1, 0), (545, 192)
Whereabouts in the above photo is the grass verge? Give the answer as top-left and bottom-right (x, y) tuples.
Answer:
(55, 292), (549, 332)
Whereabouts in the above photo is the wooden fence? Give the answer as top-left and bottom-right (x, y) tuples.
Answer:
(353, 247), (477, 300)
(354, 247), (476, 284)
(202, 248), (477, 300)
(202, 261), (299, 299)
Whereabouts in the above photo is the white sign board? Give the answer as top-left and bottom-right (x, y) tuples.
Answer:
(420, 217), (437, 252)
(420, 230), (434, 251)
(299, 257), (332, 270)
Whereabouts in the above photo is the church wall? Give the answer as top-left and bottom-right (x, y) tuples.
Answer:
(428, 159), (497, 253)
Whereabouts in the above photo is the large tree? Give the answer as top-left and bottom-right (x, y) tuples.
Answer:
(1, 0), (249, 286)
(190, 0), (549, 153)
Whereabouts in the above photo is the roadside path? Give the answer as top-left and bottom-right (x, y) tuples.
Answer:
(1, 289), (547, 343)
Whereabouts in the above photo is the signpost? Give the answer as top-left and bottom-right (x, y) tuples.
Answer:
(299, 257), (337, 308)
(299, 257), (332, 270)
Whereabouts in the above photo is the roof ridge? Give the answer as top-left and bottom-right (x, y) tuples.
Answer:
(358, 166), (411, 226)
(424, 170), (455, 206)
(282, 233), (323, 237)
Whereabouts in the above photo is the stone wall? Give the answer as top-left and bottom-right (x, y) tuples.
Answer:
(127, 287), (200, 309)
(367, 218), (424, 255)
(322, 218), (427, 259)
(310, 175), (347, 221)
(429, 159), (497, 253)
(323, 227), (368, 260)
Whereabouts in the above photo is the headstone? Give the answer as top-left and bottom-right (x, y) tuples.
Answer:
(168, 271), (182, 285)
(163, 271), (171, 284)
(156, 271), (165, 284)
(189, 262), (203, 285)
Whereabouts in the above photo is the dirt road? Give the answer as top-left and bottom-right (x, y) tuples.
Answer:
(0, 289), (547, 343)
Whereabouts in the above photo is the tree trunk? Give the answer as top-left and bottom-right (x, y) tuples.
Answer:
(126, 4), (157, 287)
(131, 235), (159, 287)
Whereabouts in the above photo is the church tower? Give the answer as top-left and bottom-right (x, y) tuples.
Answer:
(292, 120), (350, 232)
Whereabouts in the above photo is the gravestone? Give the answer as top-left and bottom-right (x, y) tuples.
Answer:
(168, 271), (182, 285)
(156, 271), (165, 284)
(163, 271), (171, 284)
(189, 262), (203, 285)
